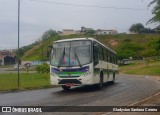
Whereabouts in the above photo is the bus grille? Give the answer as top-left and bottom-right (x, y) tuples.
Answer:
(58, 79), (82, 84)
(59, 76), (80, 78)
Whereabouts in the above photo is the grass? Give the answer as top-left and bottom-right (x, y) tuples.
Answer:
(120, 60), (160, 76)
(0, 73), (52, 91)
(0, 65), (13, 68)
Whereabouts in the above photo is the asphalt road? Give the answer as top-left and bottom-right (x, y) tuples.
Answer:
(0, 74), (159, 107)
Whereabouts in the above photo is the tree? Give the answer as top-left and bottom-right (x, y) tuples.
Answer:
(140, 38), (160, 66)
(116, 49), (135, 60)
(42, 29), (57, 41)
(147, 38), (160, 57)
(116, 42), (144, 61)
(141, 49), (158, 66)
(129, 23), (144, 33)
(15, 48), (24, 59)
(147, 0), (160, 24)
(85, 29), (96, 35)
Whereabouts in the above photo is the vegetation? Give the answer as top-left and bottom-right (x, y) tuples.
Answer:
(141, 38), (160, 66)
(85, 29), (96, 35)
(15, 29), (59, 61)
(116, 42), (144, 61)
(120, 60), (160, 76)
(35, 63), (50, 73)
(21, 32), (60, 61)
(0, 73), (51, 91)
(148, 0), (160, 24)
(129, 23), (144, 33)
(20, 33), (160, 62)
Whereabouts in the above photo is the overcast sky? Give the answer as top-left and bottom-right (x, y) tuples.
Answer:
(0, 0), (155, 50)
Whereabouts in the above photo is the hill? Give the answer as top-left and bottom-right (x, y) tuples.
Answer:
(21, 34), (160, 61)
(120, 59), (160, 76)
(21, 35), (60, 61)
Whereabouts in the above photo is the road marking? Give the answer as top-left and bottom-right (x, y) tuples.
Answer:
(102, 91), (160, 115)
(128, 91), (160, 106)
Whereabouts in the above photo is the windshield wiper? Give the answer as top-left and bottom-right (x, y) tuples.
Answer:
(75, 48), (82, 68)
(58, 47), (65, 68)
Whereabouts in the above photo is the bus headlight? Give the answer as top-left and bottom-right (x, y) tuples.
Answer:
(51, 72), (58, 77)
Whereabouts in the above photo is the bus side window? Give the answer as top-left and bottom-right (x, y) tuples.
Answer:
(99, 46), (104, 61)
(93, 43), (99, 66)
(107, 50), (110, 63)
(103, 49), (107, 61)
(113, 54), (116, 64)
(109, 51), (112, 63)
(105, 50), (108, 62)
(114, 54), (117, 64)
(110, 52), (113, 63)
(115, 55), (118, 64)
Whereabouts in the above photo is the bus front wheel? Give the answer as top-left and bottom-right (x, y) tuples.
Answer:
(62, 85), (70, 91)
(96, 75), (103, 89)
(112, 72), (116, 84)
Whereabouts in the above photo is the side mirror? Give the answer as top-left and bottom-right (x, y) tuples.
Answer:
(47, 51), (50, 58)
(47, 46), (53, 58)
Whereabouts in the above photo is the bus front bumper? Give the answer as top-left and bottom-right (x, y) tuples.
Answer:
(50, 75), (93, 86)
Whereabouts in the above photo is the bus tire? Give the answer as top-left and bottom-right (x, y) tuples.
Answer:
(62, 85), (70, 91)
(97, 73), (103, 89)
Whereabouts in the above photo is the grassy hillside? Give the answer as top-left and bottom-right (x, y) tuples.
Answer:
(21, 34), (160, 61)
(120, 60), (160, 76)
(21, 35), (60, 61)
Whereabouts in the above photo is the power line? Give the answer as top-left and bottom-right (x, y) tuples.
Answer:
(28, 0), (151, 11)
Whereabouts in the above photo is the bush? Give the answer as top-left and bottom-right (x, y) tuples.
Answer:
(36, 63), (50, 74)
(123, 38), (131, 42)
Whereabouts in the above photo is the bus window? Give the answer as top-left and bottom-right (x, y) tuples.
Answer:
(93, 43), (99, 65)
(102, 47), (104, 61)
(112, 53), (115, 64)
(108, 51), (111, 63)
(115, 55), (118, 64)
(110, 52), (112, 63)
(106, 50), (108, 62)
(98, 46), (103, 61)
(103, 49), (107, 61)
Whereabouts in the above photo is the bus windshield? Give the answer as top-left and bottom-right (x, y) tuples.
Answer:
(51, 40), (91, 67)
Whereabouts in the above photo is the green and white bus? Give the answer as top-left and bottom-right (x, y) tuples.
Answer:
(49, 38), (118, 90)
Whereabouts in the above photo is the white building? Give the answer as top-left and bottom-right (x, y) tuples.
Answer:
(63, 29), (76, 35)
(96, 29), (118, 35)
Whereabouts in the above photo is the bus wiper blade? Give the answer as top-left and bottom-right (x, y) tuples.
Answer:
(58, 47), (65, 68)
(75, 49), (82, 68)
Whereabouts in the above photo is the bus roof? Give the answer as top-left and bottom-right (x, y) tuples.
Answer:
(54, 38), (116, 54)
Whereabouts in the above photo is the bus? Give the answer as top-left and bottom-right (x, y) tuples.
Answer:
(48, 38), (118, 90)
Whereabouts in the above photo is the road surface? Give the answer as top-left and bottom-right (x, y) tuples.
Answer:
(0, 74), (159, 107)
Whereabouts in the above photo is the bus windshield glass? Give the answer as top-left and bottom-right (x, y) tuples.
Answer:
(51, 40), (91, 67)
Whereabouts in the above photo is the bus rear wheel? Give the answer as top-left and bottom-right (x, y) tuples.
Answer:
(62, 85), (70, 91)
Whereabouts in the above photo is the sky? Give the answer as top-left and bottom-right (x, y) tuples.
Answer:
(0, 0), (156, 50)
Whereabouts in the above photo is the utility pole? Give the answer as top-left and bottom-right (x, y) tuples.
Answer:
(18, 0), (20, 87)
